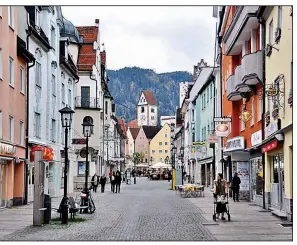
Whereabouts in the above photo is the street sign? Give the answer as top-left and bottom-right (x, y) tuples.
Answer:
(213, 117), (232, 122)
(192, 142), (206, 146)
(208, 134), (219, 143)
(72, 138), (86, 144)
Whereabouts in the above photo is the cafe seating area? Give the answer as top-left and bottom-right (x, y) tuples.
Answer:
(175, 184), (205, 198)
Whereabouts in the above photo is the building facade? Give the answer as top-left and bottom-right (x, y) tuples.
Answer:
(137, 91), (158, 127)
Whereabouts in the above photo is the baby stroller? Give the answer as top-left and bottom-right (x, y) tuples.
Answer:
(213, 194), (231, 222)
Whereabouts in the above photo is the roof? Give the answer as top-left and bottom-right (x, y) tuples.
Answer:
(118, 119), (127, 138)
(143, 91), (157, 105)
(142, 126), (160, 140)
(76, 26), (98, 71)
(60, 18), (83, 44)
(129, 128), (140, 140)
(127, 119), (138, 129)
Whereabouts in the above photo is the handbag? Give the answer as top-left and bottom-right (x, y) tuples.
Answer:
(217, 195), (226, 204)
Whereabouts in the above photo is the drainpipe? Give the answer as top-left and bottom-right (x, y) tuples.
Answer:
(24, 26), (35, 205)
(89, 72), (97, 108)
(258, 15), (266, 210)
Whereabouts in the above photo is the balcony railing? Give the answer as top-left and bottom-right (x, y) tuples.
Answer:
(224, 6), (259, 55)
(30, 21), (51, 50)
(75, 96), (101, 109)
(226, 66), (243, 101)
(241, 50), (264, 85)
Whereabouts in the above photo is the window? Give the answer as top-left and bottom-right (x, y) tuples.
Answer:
(278, 6), (282, 28)
(68, 89), (72, 108)
(165, 150), (168, 153)
(151, 116), (155, 120)
(9, 57), (14, 86)
(34, 113), (41, 138)
(51, 75), (56, 95)
(35, 7), (40, 26)
(192, 132), (195, 142)
(62, 83), (65, 106)
(0, 7), (2, 17)
(151, 108), (155, 113)
(159, 142), (162, 146)
(207, 88), (209, 102)
(8, 6), (13, 28)
(251, 96), (255, 126)
(267, 97), (271, 112)
(20, 67), (24, 93)
(20, 121), (24, 145)
(0, 48), (2, 79)
(9, 116), (14, 142)
(165, 142), (168, 146)
(241, 105), (245, 130)
(191, 109), (195, 121)
(159, 150), (162, 154)
(141, 106), (144, 113)
(269, 19), (273, 44)
(51, 119), (56, 142)
(105, 101), (108, 114)
(51, 25), (56, 49)
(0, 110), (2, 139)
(35, 62), (41, 86)
(210, 84), (213, 99)
(165, 134), (168, 138)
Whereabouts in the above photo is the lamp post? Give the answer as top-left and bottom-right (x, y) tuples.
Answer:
(171, 147), (176, 190)
(180, 147), (184, 185)
(59, 106), (75, 225)
(82, 120), (94, 213)
(149, 156), (153, 167)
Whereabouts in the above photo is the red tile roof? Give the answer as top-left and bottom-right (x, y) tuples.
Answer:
(118, 119), (127, 137)
(143, 91), (157, 105)
(76, 26), (98, 71)
(127, 119), (138, 129)
(129, 128), (140, 140)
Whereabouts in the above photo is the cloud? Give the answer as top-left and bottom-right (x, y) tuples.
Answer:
(62, 6), (216, 73)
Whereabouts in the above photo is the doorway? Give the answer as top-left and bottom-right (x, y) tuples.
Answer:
(27, 165), (34, 203)
(1, 161), (8, 208)
(270, 153), (284, 211)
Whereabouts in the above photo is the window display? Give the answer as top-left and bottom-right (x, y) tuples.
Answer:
(251, 158), (263, 196)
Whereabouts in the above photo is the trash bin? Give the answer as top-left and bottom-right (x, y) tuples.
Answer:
(44, 194), (51, 224)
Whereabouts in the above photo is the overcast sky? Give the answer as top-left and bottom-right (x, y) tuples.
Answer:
(62, 6), (217, 74)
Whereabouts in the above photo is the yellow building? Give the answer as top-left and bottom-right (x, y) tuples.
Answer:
(260, 6), (292, 220)
(149, 124), (171, 165)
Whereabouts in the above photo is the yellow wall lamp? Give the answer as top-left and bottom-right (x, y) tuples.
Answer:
(239, 97), (253, 123)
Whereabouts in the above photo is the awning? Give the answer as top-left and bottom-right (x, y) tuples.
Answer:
(197, 157), (213, 165)
(30, 146), (54, 162)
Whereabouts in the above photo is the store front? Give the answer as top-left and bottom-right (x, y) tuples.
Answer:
(198, 157), (213, 187)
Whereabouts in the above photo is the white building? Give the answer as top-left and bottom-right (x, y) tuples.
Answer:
(160, 116), (176, 127)
(137, 91), (158, 127)
(26, 6), (73, 201)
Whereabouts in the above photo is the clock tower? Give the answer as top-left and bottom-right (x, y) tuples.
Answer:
(137, 91), (158, 127)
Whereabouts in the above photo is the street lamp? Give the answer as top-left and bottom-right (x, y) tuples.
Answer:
(149, 156), (153, 167)
(165, 156), (169, 165)
(82, 120), (94, 213)
(180, 147), (184, 185)
(171, 146), (177, 190)
(59, 106), (75, 225)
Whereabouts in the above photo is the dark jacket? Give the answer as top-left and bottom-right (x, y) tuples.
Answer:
(115, 173), (122, 184)
(99, 176), (107, 185)
(91, 175), (99, 186)
(232, 176), (241, 189)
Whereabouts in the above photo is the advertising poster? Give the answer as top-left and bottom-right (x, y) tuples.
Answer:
(237, 162), (249, 191)
(78, 161), (86, 176)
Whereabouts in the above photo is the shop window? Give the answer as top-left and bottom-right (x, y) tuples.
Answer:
(251, 158), (263, 196)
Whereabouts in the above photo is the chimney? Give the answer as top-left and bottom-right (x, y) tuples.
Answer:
(95, 19), (99, 27)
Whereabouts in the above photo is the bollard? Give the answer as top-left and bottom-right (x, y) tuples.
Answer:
(44, 194), (52, 224)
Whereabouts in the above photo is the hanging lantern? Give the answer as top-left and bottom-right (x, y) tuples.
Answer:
(266, 84), (278, 97)
(239, 109), (252, 123)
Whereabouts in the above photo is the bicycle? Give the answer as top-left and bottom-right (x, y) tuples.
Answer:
(79, 186), (96, 214)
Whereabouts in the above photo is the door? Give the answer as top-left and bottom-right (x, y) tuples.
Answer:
(271, 154), (284, 210)
(1, 162), (8, 208)
(27, 165), (34, 203)
(81, 86), (90, 108)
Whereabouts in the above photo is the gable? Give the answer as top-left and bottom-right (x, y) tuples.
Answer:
(137, 92), (147, 106)
(135, 128), (148, 142)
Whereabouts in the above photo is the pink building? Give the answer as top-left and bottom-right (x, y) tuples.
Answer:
(0, 6), (34, 207)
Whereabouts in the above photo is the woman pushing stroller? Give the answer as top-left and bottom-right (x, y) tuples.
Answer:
(213, 173), (229, 221)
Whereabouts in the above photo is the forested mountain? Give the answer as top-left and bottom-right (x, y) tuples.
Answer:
(107, 67), (192, 123)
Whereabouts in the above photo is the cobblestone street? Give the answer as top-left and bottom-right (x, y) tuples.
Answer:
(1, 178), (215, 241)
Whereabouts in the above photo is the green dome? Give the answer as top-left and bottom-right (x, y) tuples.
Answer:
(60, 18), (83, 44)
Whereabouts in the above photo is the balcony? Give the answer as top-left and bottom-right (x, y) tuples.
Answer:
(226, 67), (243, 101)
(75, 96), (101, 109)
(241, 50), (263, 85)
(224, 6), (259, 55)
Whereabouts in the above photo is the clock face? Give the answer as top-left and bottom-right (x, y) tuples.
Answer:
(140, 115), (146, 122)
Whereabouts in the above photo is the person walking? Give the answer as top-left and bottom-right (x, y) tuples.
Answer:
(231, 172), (241, 202)
(111, 172), (116, 193)
(109, 169), (113, 184)
(91, 173), (99, 193)
(213, 173), (228, 220)
(99, 174), (107, 193)
(115, 171), (122, 193)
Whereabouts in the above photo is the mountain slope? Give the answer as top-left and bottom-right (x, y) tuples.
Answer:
(107, 67), (192, 123)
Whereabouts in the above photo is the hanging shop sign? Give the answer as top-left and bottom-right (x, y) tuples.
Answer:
(72, 138), (86, 144)
(251, 130), (262, 146)
(262, 140), (278, 153)
(30, 146), (54, 162)
(265, 120), (280, 139)
(192, 142), (206, 146)
(215, 124), (229, 137)
(225, 136), (245, 152)
(208, 133), (219, 144)
(213, 117), (232, 122)
(0, 142), (16, 155)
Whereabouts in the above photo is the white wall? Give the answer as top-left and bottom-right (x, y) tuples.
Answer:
(149, 105), (158, 126)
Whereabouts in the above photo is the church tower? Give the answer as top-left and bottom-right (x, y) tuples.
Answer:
(137, 91), (158, 127)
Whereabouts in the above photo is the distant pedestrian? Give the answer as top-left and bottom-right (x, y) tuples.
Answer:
(115, 171), (122, 193)
(91, 173), (99, 193)
(99, 174), (107, 193)
(109, 169), (113, 183)
(168, 170), (172, 182)
(111, 172), (116, 193)
(231, 172), (241, 202)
